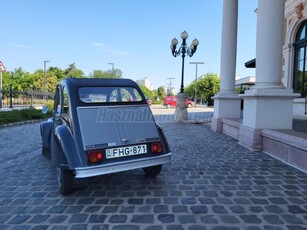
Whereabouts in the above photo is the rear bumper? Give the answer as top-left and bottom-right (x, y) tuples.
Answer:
(74, 153), (172, 178)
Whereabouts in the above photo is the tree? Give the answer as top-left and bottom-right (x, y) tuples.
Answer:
(185, 73), (220, 105)
(157, 86), (166, 100)
(138, 85), (155, 99)
(89, 69), (122, 78)
(64, 63), (84, 78)
(49, 67), (65, 80)
(32, 70), (58, 93)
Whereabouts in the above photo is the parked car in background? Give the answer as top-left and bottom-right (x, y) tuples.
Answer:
(40, 78), (172, 194)
(163, 96), (194, 108)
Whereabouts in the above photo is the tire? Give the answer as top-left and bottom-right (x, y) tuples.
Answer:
(143, 165), (162, 177)
(166, 104), (171, 109)
(187, 103), (192, 108)
(56, 167), (74, 195)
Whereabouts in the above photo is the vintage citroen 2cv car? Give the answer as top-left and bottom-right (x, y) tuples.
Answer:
(40, 78), (172, 194)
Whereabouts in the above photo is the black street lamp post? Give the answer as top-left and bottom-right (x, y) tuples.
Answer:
(171, 31), (199, 93)
(170, 31), (199, 121)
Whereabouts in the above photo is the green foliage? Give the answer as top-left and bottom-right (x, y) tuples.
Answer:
(0, 109), (52, 125)
(157, 86), (166, 98)
(44, 100), (54, 112)
(89, 69), (122, 78)
(185, 73), (220, 105)
(64, 63), (84, 78)
(138, 85), (155, 99)
(1, 64), (122, 97)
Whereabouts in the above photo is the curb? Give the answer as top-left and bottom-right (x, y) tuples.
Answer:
(0, 119), (46, 129)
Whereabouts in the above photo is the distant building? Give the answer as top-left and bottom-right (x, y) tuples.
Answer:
(136, 77), (154, 90)
(235, 76), (255, 92)
(164, 86), (176, 95)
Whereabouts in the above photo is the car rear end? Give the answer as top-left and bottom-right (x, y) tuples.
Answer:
(74, 85), (172, 178)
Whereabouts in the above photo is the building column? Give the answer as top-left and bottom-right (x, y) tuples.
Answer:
(211, 0), (241, 133)
(240, 0), (300, 150)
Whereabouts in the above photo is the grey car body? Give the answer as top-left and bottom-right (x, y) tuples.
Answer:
(40, 78), (172, 194)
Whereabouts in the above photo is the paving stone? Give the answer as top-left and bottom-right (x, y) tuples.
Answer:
(88, 215), (107, 223)
(239, 215), (262, 224)
(31, 226), (49, 230)
(137, 205), (152, 213)
(264, 205), (284, 214)
(249, 206), (265, 213)
(70, 224), (88, 230)
(8, 215), (31, 224)
(281, 214), (304, 224)
(188, 225), (207, 230)
(130, 214), (154, 223)
(113, 225), (139, 230)
(47, 215), (68, 224)
(146, 198), (161, 205)
(29, 215), (50, 224)
(212, 205), (228, 214)
(178, 215), (196, 224)
(172, 206), (188, 213)
(102, 206), (119, 213)
(262, 214), (284, 224)
(287, 205), (307, 214)
(157, 214), (175, 223)
(144, 226), (163, 230)
(109, 215), (127, 223)
(164, 197), (179, 204)
(190, 205), (208, 214)
(65, 206), (84, 214)
(166, 225), (184, 230)
(154, 205), (169, 213)
(46, 206), (67, 214)
(220, 215), (240, 224)
(212, 227), (240, 230)
(68, 214), (88, 223)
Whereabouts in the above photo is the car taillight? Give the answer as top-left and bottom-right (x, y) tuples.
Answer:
(151, 142), (163, 154)
(87, 150), (103, 163)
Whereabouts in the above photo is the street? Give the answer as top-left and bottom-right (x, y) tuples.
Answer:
(0, 110), (307, 230)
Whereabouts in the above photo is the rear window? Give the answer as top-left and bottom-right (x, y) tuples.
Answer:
(79, 87), (143, 103)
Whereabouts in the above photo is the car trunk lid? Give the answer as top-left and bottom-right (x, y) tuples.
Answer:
(77, 105), (160, 151)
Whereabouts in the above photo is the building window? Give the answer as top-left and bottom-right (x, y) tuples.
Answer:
(294, 21), (307, 97)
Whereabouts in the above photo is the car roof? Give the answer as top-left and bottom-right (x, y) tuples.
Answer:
(59, 78), (147, 107)
(61, 78), (139, 88)
(62, 78), (138, 88)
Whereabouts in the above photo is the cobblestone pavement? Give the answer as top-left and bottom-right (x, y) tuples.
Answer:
(1, 119), (307, 230)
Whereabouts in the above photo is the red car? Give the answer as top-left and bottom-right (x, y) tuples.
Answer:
(163, 96), (194, 108)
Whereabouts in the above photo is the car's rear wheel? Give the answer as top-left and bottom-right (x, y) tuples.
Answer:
(56, 167), (74, 195)
(166, 104), (171, 109)
(143, 165), (162, 177)
(187, 103), (192, 108)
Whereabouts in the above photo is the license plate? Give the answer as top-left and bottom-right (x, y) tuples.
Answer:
(106, 144), (147, 159)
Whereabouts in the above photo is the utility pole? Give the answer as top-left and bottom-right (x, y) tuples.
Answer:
(44, 60), (50, 101)
(108, 63), (114, 77)
(189, 61), (204, 107)
(166, 77), (175, 95)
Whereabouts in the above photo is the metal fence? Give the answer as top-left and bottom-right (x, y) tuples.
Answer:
(0, 89), (54, 109)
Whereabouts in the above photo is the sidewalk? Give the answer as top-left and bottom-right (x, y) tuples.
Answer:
(0, 122), (306, 229)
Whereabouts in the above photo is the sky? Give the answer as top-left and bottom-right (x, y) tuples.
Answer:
(1, 0), (258, 90)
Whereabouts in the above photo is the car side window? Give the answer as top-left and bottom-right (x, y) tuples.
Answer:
(54, 86), (61, 117)
(63, 86), (70, 115)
